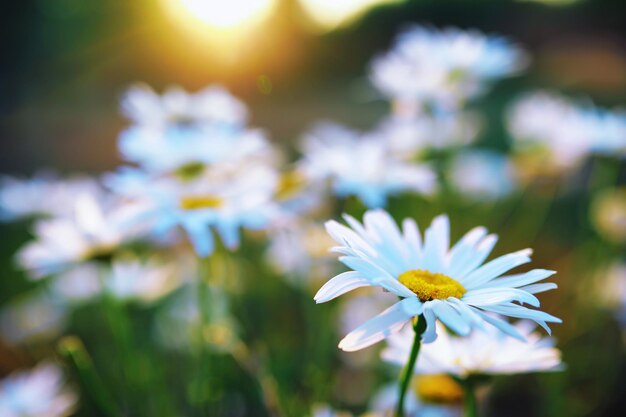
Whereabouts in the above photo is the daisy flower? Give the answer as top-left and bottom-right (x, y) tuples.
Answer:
(266, 219), (337, 284)
(300, 123), (436, 208)
(0, 173), (103, 221)
(382, 320), (563, 377)
(370, 25), (526, 111)
(378, 111), (481, 158)
(105, 256), (180, 304)
(371, 379), (462, 417)
(17, 193), (146, 279)
(315, 210), (561, 351)
(507, 91), (594, 174)
(121, 84), (247, 128)
(105, 163), (280, 257)
(447, 150), (516, 201)
(0, 362), (77, 417)
(118, 123), (272, 174)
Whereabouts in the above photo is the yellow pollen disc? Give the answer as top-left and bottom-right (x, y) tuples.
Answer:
(179, 195), (223, 210)
(276, 171), (306, 200)
(398, 269), (465, 301)
(414, 375), (463, 405)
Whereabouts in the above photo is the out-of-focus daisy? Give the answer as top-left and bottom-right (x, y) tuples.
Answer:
(371, 377), (462, 417)
(0, 362), (77, 417)
(0, 173), (103, 221)
(0, 293), (67, 345)
(119, 123), (273, 174)
(383, 320), (562, 377)
(311, 404), (378, 417)
(49, 263), (102, 304)
(121, 84), (247, 128)
(370, 25), (527, 111)
(507, 91), (626, 179)
(581, 107), (626, 156)
(105, 163), (280, 257)
(16, 194), (145, 279)
(300, 123), (436, 208)
(105, 256), (180, 304)
(447, 150), (516, 200)
(315, 210), (560, 351)
(377, 111), (481, 158)
(590, 187), (626, 244)
(266, 220), (337, 286)
(119, 84), (277, 175)
(507, 92), (592, 176)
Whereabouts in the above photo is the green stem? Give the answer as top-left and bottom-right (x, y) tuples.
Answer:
(395, 316), (427, 417)
(58, 336), (121, 417)
(462, 378), (478, 417)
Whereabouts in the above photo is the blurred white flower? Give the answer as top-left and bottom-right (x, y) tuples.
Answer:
(121, 84), (247, 128)
(17, 194), (145, 279)
(119, 84), (278, 175)
(316, 210), (560, 351)
(119, 124), (273, 174)
(0, 293), (67, 345)
(370, 25), (527, 111)
(0, 362), (77, 417)
(105, 256), (180, 304)
(300, 123), (436, 208)
(507, 91), (626, 176)
(383, 320), (562, 377)
(105, 163), (280, 257)
(447, 150), (516, 200)
(371, 381), (461, 417)
(507, 92), (594, 172)
(581, 107), (626, 156)
(0, 173), (103, 221)
(49, 263), (102, 304)
(266, 220), (337, 284)
(377, 111), (481, 157)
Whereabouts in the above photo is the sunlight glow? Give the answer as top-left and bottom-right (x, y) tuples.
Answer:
(162, 0), (277, 32)
(299, 0), (401, 31)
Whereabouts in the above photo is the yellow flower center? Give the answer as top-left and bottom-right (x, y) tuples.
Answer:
(414, 375), (463, 405)
(275, 171), (306, 200)
(398, 269), (465, 301)
(179, 195), (223, 210)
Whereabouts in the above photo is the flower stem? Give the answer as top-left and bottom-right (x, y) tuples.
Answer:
(462, 378), (478, 417)
(58, 336), (121, 417)
(395, 315), (426, 417)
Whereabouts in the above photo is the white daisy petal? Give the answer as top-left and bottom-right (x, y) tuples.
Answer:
(430, 300), (471, 336)
(401, 218), (422, 259)
(338, 298), (421, 352)
(446, 226), (488, 276)
(452, 234), (499, 278)
(472, 310), (526, 341)
(485, 269), (556, 289)
(521, 283), (558, 294)
(314, 271), (372, 303)
(422, 215), (450, 271)
(462, 287), (540, 307)
(421, 305), (439, 343)
(460, 249), (532, 288)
